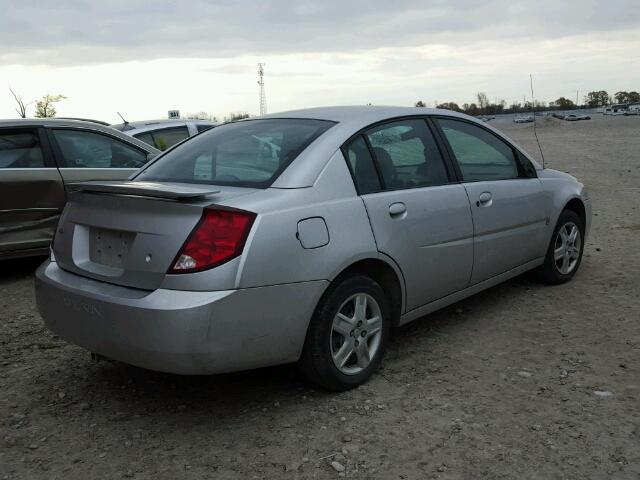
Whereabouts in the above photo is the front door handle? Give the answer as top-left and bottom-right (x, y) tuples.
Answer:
(388, 202), (407, 217)
(476, 191), (493, 207)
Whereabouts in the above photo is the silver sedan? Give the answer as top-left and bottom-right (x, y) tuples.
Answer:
(35, 106), (591, 390)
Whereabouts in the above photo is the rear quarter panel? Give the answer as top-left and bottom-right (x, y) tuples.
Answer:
(233, 151), (380, 288)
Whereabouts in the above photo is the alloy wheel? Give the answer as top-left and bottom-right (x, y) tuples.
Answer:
(330, 293), (383, 375)
(554, 221), (582, 275)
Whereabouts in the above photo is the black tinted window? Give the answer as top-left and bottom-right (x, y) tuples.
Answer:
(134, 132), (155, 148)
(53, 129), (148, 169)
(437, 119), (519, 181)
(136, 119), (335, 188)
(365, 119), (449, 190)
(138, 127), (189, 151)
(0, 130), (45, 168)
(196, 124), (214, 133)
(344, 136), (381, 194)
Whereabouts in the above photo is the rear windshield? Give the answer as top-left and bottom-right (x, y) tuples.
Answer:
(134, 118), (335, 188)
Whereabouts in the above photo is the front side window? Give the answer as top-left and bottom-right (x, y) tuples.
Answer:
(52, 129), (148, 169)
(365, 119), (449, 190)
(136, 119), (335, 188)
(437, 119), (519, 181)
(134, 126), (190, 151)
(0, 130), (45, 168)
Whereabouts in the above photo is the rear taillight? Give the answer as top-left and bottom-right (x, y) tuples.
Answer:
(169, 207), (256, 274)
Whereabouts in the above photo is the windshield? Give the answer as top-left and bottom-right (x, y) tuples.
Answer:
(134, 118), (335, 188)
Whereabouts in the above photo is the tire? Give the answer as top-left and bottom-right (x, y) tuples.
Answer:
(536, 209), (585, 284)
(298, 274), (391, 391)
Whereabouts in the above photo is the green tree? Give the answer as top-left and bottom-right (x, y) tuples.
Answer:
(615, 91), (640, 103)
(224, 112), (249, 122)
(584, 91), (609, 107)
(34, 94), (67, 118)
(462, 103), (479, 115)
(614, 91), (628, 103)
(414, 100), (426, 107)
(436, 102), (461, 112)
(551, 97), (575, 109)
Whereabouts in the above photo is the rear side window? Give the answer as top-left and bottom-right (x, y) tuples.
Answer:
(196, 124), (214, 133)
(365, 119), (449, 190)
(52, 129), (148, 169)
(134, 126), (189, 151)
(437, 119), (519, 181)
(344, 136), (381, 194)
(0, 130), (45, 168)
(136, 119), (335, 188)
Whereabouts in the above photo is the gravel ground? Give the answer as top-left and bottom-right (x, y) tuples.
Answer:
(1, 114), (639, 479)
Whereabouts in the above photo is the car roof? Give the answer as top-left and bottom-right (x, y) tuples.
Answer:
(264, 105), (453, 123)
(0, 118), (159, 153)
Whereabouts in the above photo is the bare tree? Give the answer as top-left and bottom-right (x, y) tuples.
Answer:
(9, 88), (31, 118)
(476, 92), (490, 113)
(34, 94), (67, 118)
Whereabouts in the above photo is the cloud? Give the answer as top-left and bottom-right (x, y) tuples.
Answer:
(1, 0), (638, 66)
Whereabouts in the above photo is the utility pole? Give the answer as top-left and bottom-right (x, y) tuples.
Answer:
(258, 63), (267, 116)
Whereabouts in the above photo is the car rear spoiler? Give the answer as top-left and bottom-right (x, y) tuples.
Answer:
(67, 181), (220, 201)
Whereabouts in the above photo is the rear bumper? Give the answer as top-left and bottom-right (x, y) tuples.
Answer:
(35, 261), (327, 374)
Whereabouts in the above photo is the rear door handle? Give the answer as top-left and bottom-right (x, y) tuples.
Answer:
(388, 202), (407, 217)
(476, 192), (493, 207)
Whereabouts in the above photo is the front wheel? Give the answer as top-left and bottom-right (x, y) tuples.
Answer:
(298, 275), (391, 391)
(536, 209), (585, 284)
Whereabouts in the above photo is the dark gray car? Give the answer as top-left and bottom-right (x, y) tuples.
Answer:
(0, 119), (159, 259)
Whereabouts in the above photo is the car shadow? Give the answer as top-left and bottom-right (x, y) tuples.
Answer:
(0, 256), (47, 284)
(39, 272), (544, 420)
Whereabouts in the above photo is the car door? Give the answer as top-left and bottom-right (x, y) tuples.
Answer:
(434, 117), (549, 284)
(0, 127), (66, 255)
(48, 128), (150, 185)
(344, 118), (474, 312)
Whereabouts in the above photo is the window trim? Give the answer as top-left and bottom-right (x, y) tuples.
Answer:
(431, 116), (538, 182)
(47, 127), (150, 169)
(0, 127), (56, 169)
(342, 134), (385, 194)
(340, 115), (459, 194)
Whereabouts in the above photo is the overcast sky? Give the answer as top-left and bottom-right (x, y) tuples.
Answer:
(1, 0), (639, 122)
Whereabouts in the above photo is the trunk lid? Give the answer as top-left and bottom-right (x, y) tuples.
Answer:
(53, 181), (257, 290)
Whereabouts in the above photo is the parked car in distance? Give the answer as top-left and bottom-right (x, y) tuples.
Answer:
(565, 114), (591, 121)
(0, 119), (159, 260)
(112, 119), (218, 151)
(36, 106), (591, 391)
(513, 115), (534, 123)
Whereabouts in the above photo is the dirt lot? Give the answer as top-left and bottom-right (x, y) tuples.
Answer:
(1, 114), (639, 480)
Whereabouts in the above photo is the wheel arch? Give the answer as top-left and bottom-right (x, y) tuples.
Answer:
(562, 197), (586, 227)
(327, 255), (405, 326)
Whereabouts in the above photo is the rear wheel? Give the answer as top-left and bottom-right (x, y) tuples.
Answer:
(536, 209), (584, 284)
(298, 275), (391, 391)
